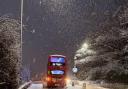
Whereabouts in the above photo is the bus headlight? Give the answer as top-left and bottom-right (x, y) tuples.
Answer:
(46, 77), (51, 82)
(65, 78), (71, 83)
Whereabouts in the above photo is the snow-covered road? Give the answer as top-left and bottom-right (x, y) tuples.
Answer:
(27, 84), (108, 89)
(27, 85), (82, 89)
(27, 83), (43, 89)
(19, 81), (109, 89)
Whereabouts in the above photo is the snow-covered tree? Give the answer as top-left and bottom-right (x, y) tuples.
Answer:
(0, 17), (21, 89)
(74, 4), (128, 84)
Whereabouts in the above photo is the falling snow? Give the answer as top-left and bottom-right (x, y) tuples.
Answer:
(0, 0), (128, 86)
(31, 29), (36, 34)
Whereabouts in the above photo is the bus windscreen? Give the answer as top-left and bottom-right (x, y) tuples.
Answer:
(50, 57), (65, 63)
(51, 70), (64, 75)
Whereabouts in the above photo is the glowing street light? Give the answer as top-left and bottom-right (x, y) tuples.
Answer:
(78, 43), (89, 53)
(82, 43), (89, 50)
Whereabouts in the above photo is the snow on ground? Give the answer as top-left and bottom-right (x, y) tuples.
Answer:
(19, 80), (109, 89)
(27, 83), (43, 89)
(67, 85), (82, 89)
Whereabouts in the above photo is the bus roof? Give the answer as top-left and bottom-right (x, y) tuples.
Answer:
(50, 55), (66, 58)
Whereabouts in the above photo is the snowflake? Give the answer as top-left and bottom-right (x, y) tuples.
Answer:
(39, 0), (42, 6)
(31, 29), (36, 34)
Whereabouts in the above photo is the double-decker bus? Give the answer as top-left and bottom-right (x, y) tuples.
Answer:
(46, 55), (68, 88)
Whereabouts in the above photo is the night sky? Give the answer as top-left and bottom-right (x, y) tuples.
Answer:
(0, 0), (121, 76)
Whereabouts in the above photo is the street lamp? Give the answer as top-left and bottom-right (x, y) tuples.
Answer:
(82, 43), (89, 50)
(78, 43), (89, 53)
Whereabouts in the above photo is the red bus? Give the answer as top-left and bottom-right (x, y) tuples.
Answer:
(46, 55), (68, 88)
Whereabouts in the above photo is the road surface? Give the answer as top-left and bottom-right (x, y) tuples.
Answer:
(19, 81), (109, 89)
(27, 84), (108, 89)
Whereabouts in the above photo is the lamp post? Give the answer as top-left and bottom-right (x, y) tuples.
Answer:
(21, 0), (23, 59)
